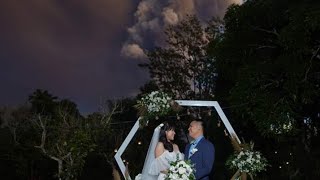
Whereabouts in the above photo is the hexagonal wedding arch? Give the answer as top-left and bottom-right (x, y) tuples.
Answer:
(114, 100), (240, 179)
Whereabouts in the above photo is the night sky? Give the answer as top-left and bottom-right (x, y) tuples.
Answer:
(0, 0), (241, 114)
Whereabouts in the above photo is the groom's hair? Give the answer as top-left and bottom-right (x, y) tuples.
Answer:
(192, 118), (207, 135)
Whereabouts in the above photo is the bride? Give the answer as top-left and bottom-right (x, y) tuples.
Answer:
(141, 121), (184, 180)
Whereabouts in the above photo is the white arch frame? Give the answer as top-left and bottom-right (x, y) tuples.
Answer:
(114, 100), (240, 179)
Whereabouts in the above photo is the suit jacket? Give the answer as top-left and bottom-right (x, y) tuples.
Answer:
(185, 138), (215, 180)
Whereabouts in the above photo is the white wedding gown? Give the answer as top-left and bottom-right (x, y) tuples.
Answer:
(149, 150), (184, 180)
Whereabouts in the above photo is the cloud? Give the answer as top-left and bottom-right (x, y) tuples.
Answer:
(162, 8), (179, 25)
(121, 0), (243, 59)
(121, 44), (146, 59)
(169, 0), (196, 19)
(135, 0), (153, 22)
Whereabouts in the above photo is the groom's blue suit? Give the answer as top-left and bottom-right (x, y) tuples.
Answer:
(185, 137), (215, 180)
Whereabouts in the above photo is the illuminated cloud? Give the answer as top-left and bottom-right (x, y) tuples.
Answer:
(121, 44), (146, 59)
(162, 8), (179, 25)
(122, 0), (242, 59)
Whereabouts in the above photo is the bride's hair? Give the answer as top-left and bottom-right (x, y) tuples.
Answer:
(159, 121), (175, 152)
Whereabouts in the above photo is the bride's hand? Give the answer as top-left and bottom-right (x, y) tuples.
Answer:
(160, 169), (168, 174)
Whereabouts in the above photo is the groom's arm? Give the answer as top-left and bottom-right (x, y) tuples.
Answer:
(196, 142), (215, 179)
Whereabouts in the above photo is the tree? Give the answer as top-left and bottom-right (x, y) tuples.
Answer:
(1, 90), (97, 179)
(84, 98), (143, 179)
(209, 0), (320, 178)
(0, 105), (32, 145)
(57, 99), (81, 118)
(32, 105), (95, 179)
(142, 15), (221, 99)
(28, 89), (58, 115)
(0, 105), (43, 179)
(1, 91), (134, 179)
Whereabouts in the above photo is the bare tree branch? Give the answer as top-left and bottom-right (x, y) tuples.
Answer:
(249, 44), (277, 49)
(302, 46), (320, 82)
(58, 107), (70, 127)
(33, 115), (71, 179)
(34, 115), (47, 154)
(252, 26), (280, 37)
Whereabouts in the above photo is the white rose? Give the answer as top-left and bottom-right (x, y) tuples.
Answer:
(170, 174), (178, 179)
(169, 166), (175, 171)
(182, 174), (188, 179)
(178, 167), (186, 174)
(181, 161), (187, 166)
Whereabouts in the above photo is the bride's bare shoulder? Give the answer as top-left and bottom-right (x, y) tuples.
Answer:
(156, 141), (164, 148)
(155, 142), (165, 158)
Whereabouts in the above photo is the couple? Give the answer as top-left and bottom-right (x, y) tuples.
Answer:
(141, 119), (215, 180)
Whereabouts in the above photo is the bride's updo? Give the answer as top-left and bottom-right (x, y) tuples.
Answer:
(159, 121), (175, 152)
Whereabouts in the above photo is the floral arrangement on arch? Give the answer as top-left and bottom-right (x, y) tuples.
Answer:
(165, 155), (196, 180)
(269, 112), (295, 135)
(270, 120), (293, 135)
(135, 91), (180, 126)
(226, 135), (268, 180)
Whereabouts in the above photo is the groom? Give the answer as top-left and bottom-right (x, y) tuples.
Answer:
(185, 119), (215, 180)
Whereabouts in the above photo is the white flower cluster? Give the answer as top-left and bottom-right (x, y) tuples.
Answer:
(270, 121), (293, 134)
(138, 91), (172, 114)
(190, 148), (198, 156)
(229, 150), (267, 174)
(165, 159), (195, 180)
